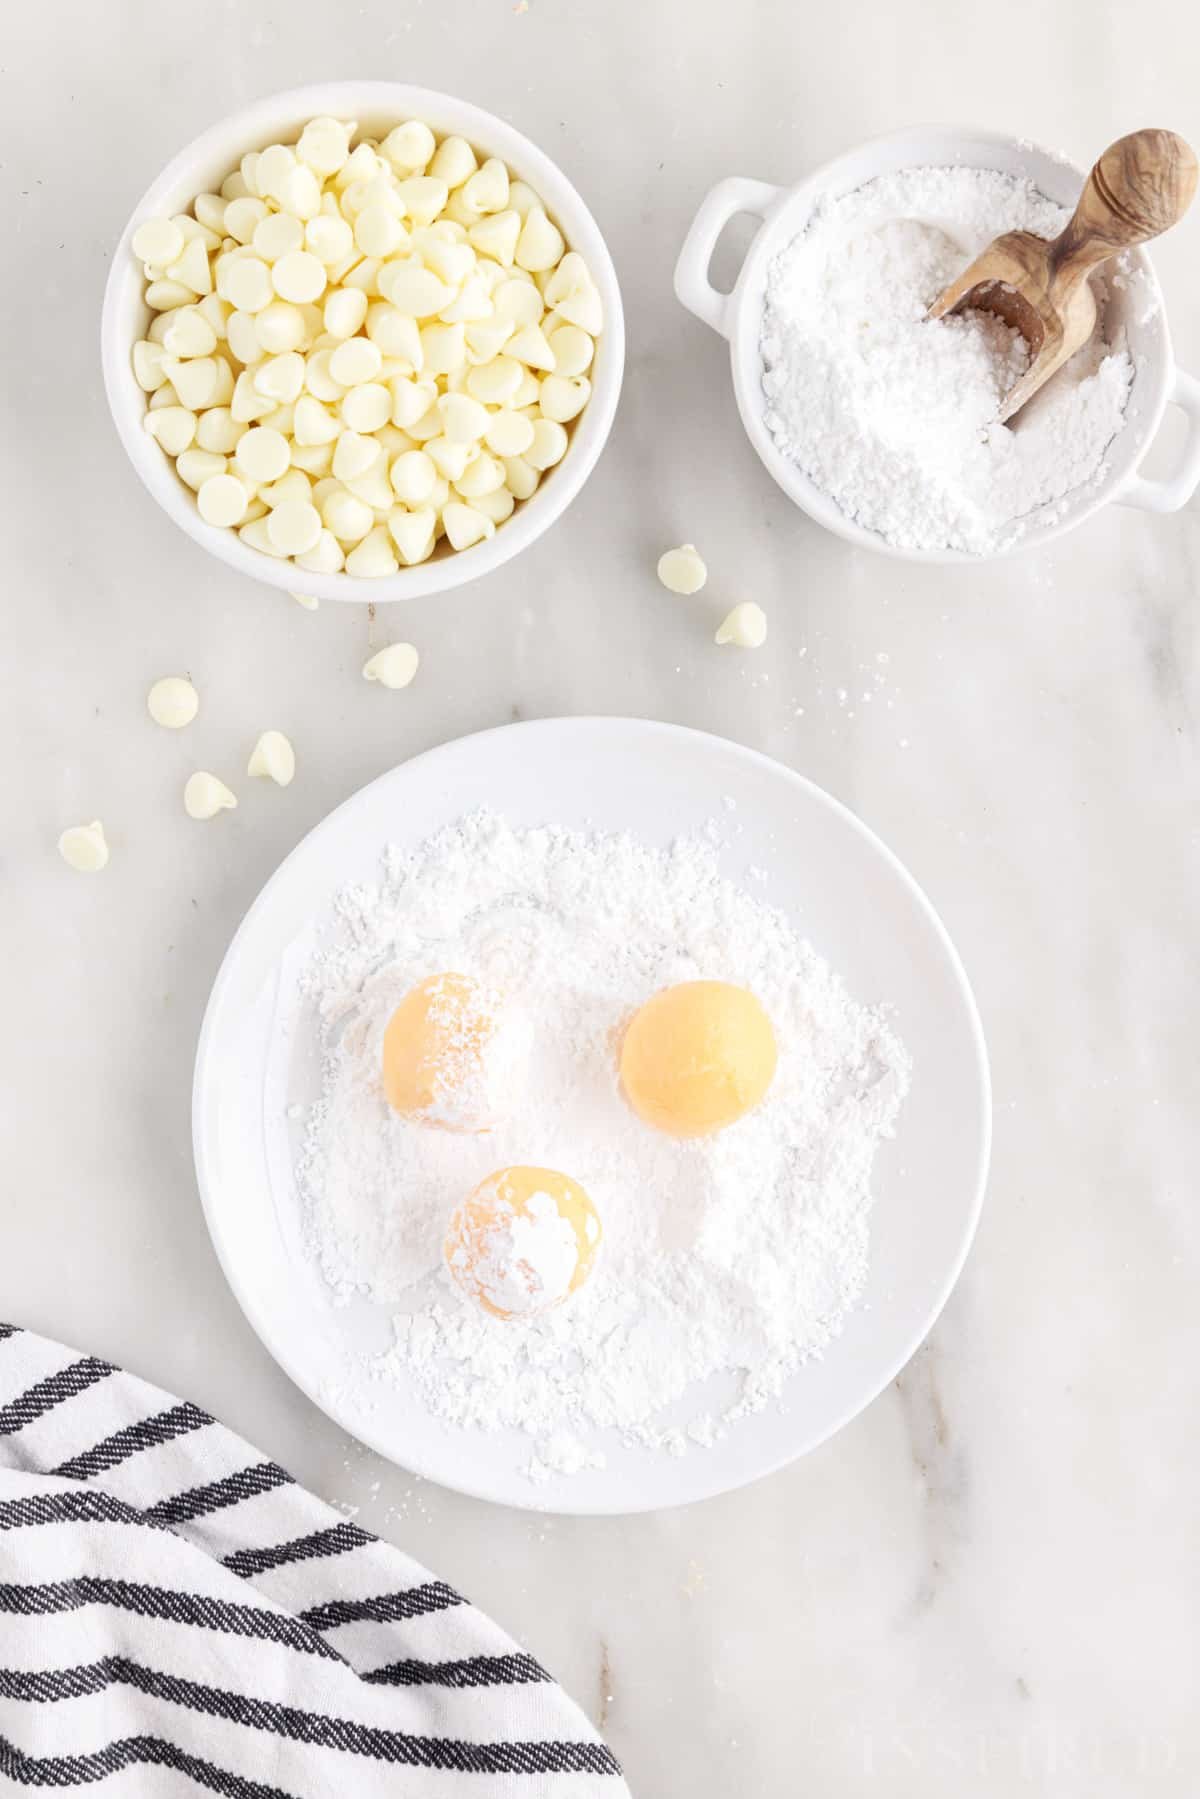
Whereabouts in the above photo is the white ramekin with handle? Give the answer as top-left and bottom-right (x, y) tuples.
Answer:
(674, 126), (1200, 562)
(102, 81), (624, 603)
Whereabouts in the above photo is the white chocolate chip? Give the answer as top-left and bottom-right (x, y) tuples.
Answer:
(235, 426), (290, 484)
(184, 772), (238, 820)
(507, 180), (541, 219)
(472, 484), (515, 525)
(484, 409), (534, 457)
(253, 212), (304, 263)
(469, 210), (521, 266)
(420, 321), (466, 376)
(161, 307), (218, 359)
(539, 374), (591, 423)
(295, 528), (344, 573)
(381, 120), (436, 174)
(430, 135), (477, 188)
(256, 144), (297, 202)
(427, 436), (472, 481)
(506, 324), (556, 371)
(58, 820), (109, 873)
(297, 116), (354, 177)
(132, 339), (169, 391)
(438, 392), (489, 444)
(146, 278), (197, 312)
(329, 336), (382, 387)
(715, 602), (768, 648)
(493, 279), (544, 327)
(442, 500), (494, 550)
(332, 430), (382, 484)
(466, 355), (522, 406)
(293, 394), (341, 445)
(271, 250), (326, 304)
(503, 454), (540, 500)
(145, 407), (197, 456)
(455, 451), (504, 498)
(340, 382), (391, 433)
(362, 642), (420, 688)
(323, 483), (375, 541)
(231, 370), (272, 422)
(176, 447), (228, 491)
(194, 194), (228, 233)
(289, 591), (320, 610)
(366, 303), (422, 363)
(306, 213), (354, 265)
(147, 676), (200, 730)
(398, 175), (449, 225)
(254, 300), (306, 354)
(223, 197), (269, 244)
(657, 544), (708, 596)
(196, 409), (242, 455)
(390, 449), (437, 504)
(515, 205), (565, 272)
(253, 351), (306, 404)
(462, 158), (510, 215)
(218, 255), (274, 313)
(544, 322), (594, 377)
(388, 507), (437, 565)
(324, 286), (369, 339)
(267, 499), (322, 555)
(525, 418), (568, 471)
(197, 473), (250, 527)
(132, 217), (185, 266)
(247, 729), (296, 786)
(345, 524), (399, 577)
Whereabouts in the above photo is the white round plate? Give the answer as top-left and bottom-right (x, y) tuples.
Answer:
(194, 719), (990, 1514)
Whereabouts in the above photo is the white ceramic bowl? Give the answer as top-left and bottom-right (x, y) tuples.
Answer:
(675, 126), (1200, 563)
(102, 82), (625, 603)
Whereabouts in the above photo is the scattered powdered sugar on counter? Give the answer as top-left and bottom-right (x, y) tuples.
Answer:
(760, 165), (1135, 553)
(298, 811), (911, 1476)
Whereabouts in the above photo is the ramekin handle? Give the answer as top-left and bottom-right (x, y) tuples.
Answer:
(674, 177), (782, 339)
(1119, 366), (1200, 513)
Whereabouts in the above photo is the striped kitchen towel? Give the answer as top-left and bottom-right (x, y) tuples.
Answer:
(0, 1323), (627, 1796)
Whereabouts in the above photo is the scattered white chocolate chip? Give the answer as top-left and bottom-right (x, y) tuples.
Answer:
(146, 675), (200, 730)
(247, 729), (296, 786)
(715, 601), (768, 648)
(657, 543), (707, 596)
(184, 771), (238, 820)
(289, 591), (320, 610)
(58, 821), (109, 873)
(362, 642), (420, 689)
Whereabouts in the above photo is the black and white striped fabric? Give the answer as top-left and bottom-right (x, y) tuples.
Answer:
(0, 1324), (627, 1796)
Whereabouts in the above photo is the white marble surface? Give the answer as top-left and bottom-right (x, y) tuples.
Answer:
(5, 3), (1200, 1792)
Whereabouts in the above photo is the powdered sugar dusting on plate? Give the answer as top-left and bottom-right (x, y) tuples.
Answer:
(297, 811), (911, 1478)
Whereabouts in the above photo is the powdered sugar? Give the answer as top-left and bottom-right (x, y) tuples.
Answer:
(297, 811), (911, 1476)
(760, 165), (1135, 553)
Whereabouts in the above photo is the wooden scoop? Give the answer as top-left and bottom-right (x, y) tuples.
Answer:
(928, 129), (1197, 422)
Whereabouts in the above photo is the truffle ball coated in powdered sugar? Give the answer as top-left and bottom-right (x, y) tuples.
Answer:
(444, 1165), (602, 1319)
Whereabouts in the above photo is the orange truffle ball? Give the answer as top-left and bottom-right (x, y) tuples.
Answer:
(619, 979), (777, 1137)
(382, 973), (499, 1131)
(445, 1166), (602, 1320)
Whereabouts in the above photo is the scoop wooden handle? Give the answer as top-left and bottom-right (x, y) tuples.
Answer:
(1052, 129), (1198, 282)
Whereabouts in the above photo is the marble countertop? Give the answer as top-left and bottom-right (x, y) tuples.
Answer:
(5, 2), (1199, 1791)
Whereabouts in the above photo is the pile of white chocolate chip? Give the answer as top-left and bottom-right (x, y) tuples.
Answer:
(131, 115), (603, 577)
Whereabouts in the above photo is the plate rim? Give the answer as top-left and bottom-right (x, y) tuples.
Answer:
(193, 716), (992, 1513)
